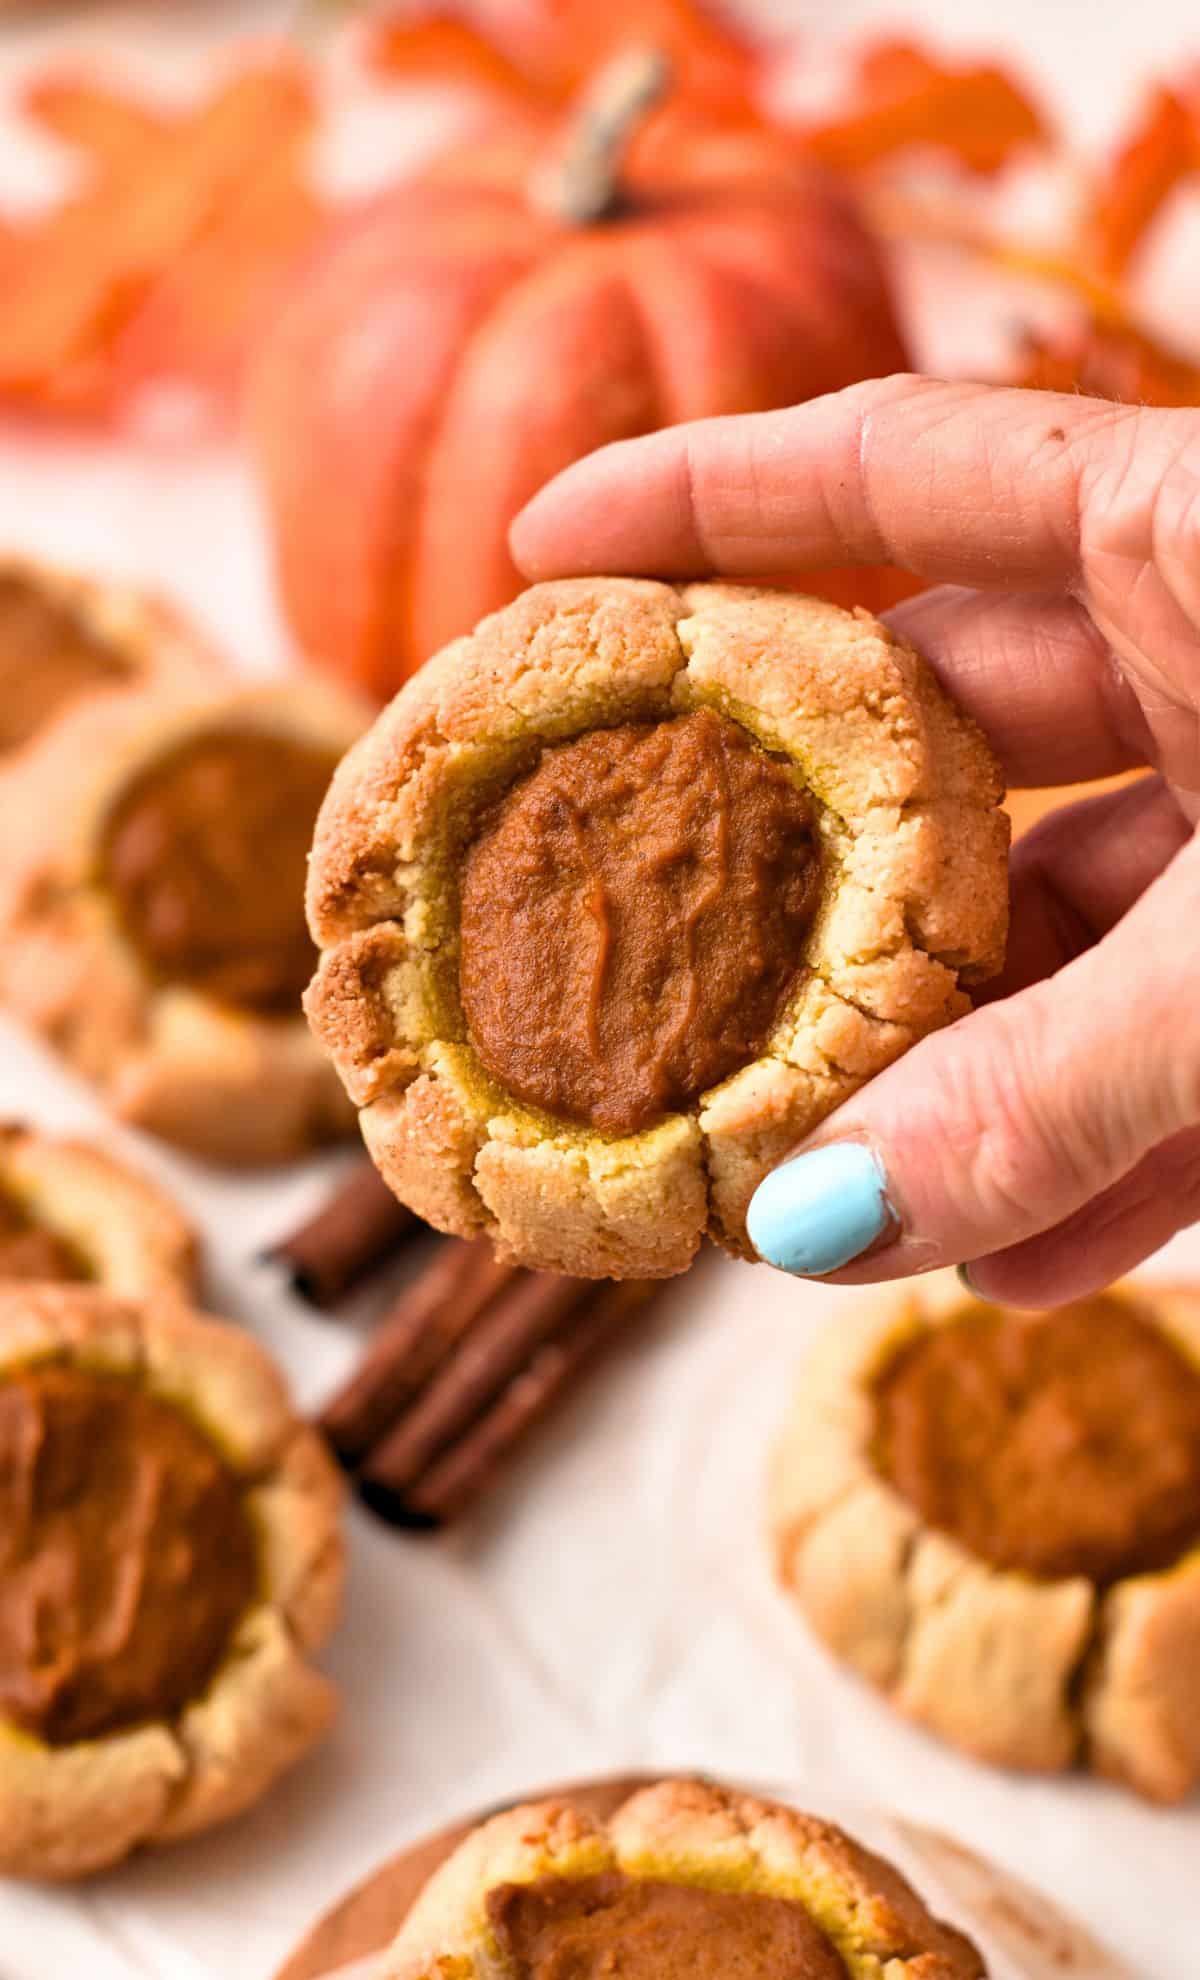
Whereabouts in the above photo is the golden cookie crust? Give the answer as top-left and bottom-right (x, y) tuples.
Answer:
(769, 1273), (1200, 1802)
(0, 1283), (343, 1879)
(0, 681), (368, 1167)
(306, 579), (1008, 1278)
(0, 1121), (199, 1299)
(381, 1776), (983, 1979)
(0, 558), (223, 920)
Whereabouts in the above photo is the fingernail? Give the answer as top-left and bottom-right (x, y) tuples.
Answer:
(956, 1262), (981, 1297)
(747, 1143), (891, 1276)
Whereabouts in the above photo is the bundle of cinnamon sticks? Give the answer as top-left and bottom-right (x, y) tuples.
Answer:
(269, 1162), (659, 1527)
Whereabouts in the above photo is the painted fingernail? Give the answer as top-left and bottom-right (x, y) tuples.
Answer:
(747, 1143), (891, 1276)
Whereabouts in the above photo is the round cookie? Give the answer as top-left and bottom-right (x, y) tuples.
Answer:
(0, 559), (223, 923)
(381, 1777), (983, 1979)
(769, 1273), (1200, 1802)
(0, 681), (368, 1166)
(0, 1282), (343, 1879)
(0, 1121), (198, 1297)
(0, 556), (221, 768)
(306, 579), (1008, 1278)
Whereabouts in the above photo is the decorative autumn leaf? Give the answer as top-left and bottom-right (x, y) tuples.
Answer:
(793, 37), (1050, 176)
(368, 0), (762, 119)
(1087, 80), (1200, 280)
(1015, 316), (1200, 406)
(22, 71), (170, 168)
(0, 56), (323, 418)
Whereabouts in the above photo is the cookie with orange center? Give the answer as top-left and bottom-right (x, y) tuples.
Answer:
(306, 579), (1008, 1278)
(0, 681), (369, 1165)
(0, 1282), (343, 1879)
(0, 1121), (198, 1297)
(770, 1273), (1200, 1802)
(377, 1778), (983, 1979)
(0, 556), (221, 771)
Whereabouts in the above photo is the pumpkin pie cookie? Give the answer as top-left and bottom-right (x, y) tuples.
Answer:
(0, 1281), (343, 1878)
(0, 555), (220, 768)
(0, 1121), (198, 1297)
(770, 1273), (1200, 1802)
(306, 578), (1008, 1278)
(0, 681), (367, 1165)
(380, 1776), (983, 1979)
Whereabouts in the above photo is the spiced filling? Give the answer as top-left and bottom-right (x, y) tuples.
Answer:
(0, 572), (130, 753)
(0, 1363), (257, 1743)
(101, 729), (337, 1013)
(873, 1296), (1200, 1584)
(486, 1871), (848, 1979)
(459, 709), (821, 1136)
(0, 1184), (91, 1284)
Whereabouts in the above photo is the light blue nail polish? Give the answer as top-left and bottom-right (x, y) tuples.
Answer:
(747, 1143), (891, 1276)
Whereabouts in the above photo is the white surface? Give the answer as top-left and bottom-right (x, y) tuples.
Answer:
(1, 6), (1200, 1979)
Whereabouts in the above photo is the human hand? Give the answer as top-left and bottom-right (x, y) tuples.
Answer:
(511, 377), (1200, 1304)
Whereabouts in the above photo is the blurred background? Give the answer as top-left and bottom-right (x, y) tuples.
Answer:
(2, 4), (1200, 1978)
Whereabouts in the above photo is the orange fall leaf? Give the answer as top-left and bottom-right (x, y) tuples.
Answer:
(368, 0), (761, 116)
(1088, 81), (1200, 280)
(795, 37), (1050, 176)
(0, 57), (322, 417)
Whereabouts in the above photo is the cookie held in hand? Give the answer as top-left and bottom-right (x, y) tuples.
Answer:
(307, 579), (1008, 1277)
(379, 1776), (983, 1979)
(0, 1283), (343, 1879)
(770, 1273), (1200, 1802)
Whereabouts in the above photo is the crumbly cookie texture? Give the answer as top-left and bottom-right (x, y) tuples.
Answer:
(769, 1272), (1200, 1802)
(306, 579), (1008, 1278)
(0, 558), (223, 923)
(0, 1283), (343, 1880)
(0, 1121), (199, 1299)
(381, 1777), (984, 1979)
(0, 681), (368, 1167)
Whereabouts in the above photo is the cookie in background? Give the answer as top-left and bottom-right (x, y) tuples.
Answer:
(770, 1270), (1200, 1803)
(0, 1280), (344, 1880)
(0, 1120), (198, 1298)
(0, 655), (370, 1164)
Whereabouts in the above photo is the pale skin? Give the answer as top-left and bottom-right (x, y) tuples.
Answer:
(511, 376), (1200, 1306)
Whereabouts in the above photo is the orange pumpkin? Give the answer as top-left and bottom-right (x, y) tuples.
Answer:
(249, 58), (911, 699)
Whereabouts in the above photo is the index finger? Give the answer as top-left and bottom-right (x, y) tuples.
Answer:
(511, 376), (1139, 591)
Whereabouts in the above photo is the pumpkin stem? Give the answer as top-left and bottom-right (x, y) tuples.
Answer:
(531, 46), (672, 225)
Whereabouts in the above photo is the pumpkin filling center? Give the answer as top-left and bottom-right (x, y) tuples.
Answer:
(459, 709), (821, 1136)
(0, 1363), (257, 1743)
(872, 1296), (1200, 1584)
(486, 1871), (848, 1979)
(0, 572), (130, 754)
(0, 1184), (91, 1284)
(101, 729), (337, 1013)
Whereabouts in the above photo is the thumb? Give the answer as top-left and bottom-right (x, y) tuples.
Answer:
(746, 826), (1200, 1290)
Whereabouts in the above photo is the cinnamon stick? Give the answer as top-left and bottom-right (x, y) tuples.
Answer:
(358, 1270), (587, 1497)
(377, 1280), (654, 1527)
(265, 1159), (419, 1306)
(320, 1236), (517, 1465)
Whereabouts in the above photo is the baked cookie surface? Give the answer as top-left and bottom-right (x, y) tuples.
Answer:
(770, 1272), (1200, 1802)
(307, 579), (1008, 1277)
(0, 681), (367, 1165)
(381, 1777), (984, 1979)
(0, 1121), (198, 1297)
(0, 1282), (343, 1878)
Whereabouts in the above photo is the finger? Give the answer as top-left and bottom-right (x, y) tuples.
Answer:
(981, 774), (1190, 1002)
(963, 1127), (1200, 1308)
(744, 824), (1200, 1289)
(512, 376), (1144, 591)
(885, 586), (1151, 789)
